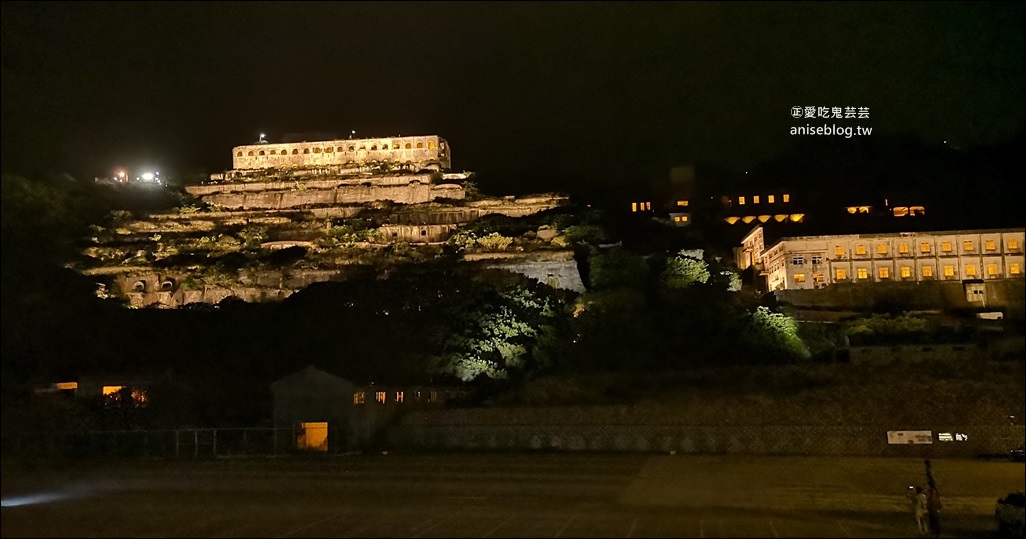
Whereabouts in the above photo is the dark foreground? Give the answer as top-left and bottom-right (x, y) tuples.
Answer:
(2, 454), (1023, 538)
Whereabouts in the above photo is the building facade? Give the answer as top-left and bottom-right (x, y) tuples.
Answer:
(742, 227), (1025, 291)
(232, 135), (450, 171)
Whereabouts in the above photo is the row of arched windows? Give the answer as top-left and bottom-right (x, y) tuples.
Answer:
(238, 141), (436, 158)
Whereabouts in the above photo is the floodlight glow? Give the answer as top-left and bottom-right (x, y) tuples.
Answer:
(2, 493), (67, 507)
(141, 172), (154, 181)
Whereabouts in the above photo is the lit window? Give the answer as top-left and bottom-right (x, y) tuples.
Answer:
(247, 151), (254, 156)
(55, 382), (78, 391)
(857, 268), (868, 280)
(753, 195), (760, 204)
(793, 273), (806, 283)
(646, 202), (652, 211)
(1011, 263), (1021, 275)
(395, 391), (404, 403)
(313, 147), (321, 153)
(835, 245), (845, 256)
(921, 242), (931, 253)
(855, 244), (866, 255)
(767, 195), (775, 203)
(987, 264), (998, 277)
(405, 143), (412, 149)
(878, 267), (890, 279)
(877, 244), (888, 255)
(791, 256), (805, 265)
(393, 143), (400, 149)
(677, 200), (689, 207)
(631, 202), (638, 212)
(370, 145), (377, 151)
(376, 391), (386, 404)
(941, 241), (952, 253)
(102, 385), (124, 396)
(922, 265), (933, 278)
(236, 151), (243, 157)
(738, 196), (746, 205)
(353, 392), (366, 405)
(893, 207), (909, 217)
(943, 265), (955, 277)
(900, 266), (912, 278)
(835, 268), (847, 280)
(782, 194), (791, 203)
(985, 240), (996, 251)
(965, 264), (977, 277)
(811, 255), (823, 265)
(899, 242), (909, 254)
(325, 147), (333, 153)
(813, 273), (824, 283)
(909, 206), (925, 216)
(1009, 239), (1020, 250)
(428, 141), (436, 149)
(962, 241), (974, 252)
(429, 391), (438, 402)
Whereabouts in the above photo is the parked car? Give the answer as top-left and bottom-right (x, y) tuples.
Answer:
(1011, 444), (1025, 462)
(996, 491), (1025, 537)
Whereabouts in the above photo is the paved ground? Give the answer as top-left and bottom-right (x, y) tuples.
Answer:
(2, 453), (1023, 538)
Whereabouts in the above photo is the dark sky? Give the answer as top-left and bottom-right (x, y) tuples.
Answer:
(2, 2), (1023, 195)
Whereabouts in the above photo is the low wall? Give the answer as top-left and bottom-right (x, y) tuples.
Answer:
(386, 420), (1021, 458)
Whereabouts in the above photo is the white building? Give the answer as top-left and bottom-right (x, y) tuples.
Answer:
(738, 226), (1025, 291)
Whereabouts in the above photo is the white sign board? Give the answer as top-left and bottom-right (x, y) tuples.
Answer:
(887, 430), (933, 445)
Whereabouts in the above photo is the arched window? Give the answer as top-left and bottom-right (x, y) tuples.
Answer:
(248, 151), (254, 156)
(313, 147), (321, 153)
(393, 143), (400, 149)
(359, 145), (366, 150)
(161, 280), (174, 291)
(337, 146), (345, 153)
(236, 151), (243, 157)
(405, 143), (412, 149)
(292, 149), (299, 155)
(370, 145), (378, 151)
(303, 148), (310, 154)
(349, 146), (356, 151)
(325, 147), (333, 153)
(133, 281), (146, 292)
(416, 142), (424, 149)
(270, 150), (276, 155)
(258, 150), (265, 156)
(428, 141), (436, 149)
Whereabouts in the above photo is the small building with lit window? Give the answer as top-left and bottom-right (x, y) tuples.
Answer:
(741, 226), (1025, 292)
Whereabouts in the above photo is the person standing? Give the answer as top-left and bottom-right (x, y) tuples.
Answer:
(907, 485), (930, 535)
(924, 459), (942, 537)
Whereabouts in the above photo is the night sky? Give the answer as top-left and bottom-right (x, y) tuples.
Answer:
(2, 2), (1023, 195)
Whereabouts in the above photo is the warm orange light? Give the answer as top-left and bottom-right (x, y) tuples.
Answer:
(725, 216), (740, 225)
(757, 215), (771, 222)
(298, 422), (328, 452)
(55, 382), (78, 390)
(741, 216), (756, 223)
(789, 214), (805, 222)
(102, 385), (124, 396)
(773, 214), (788, 222)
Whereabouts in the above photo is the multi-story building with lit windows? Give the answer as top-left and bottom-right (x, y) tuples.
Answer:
(738, 226), (1025, 291)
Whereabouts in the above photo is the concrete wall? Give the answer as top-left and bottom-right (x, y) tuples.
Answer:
(200, 183), (465, 210)
(232, 135), (449, 171)
(385, 408), (1022, 457)
(773, 279), (1026, 311)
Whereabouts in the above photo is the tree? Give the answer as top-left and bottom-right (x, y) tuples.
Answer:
(663, 249), (710, 288)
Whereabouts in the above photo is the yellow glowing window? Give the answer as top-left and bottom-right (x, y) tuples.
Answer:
(312, 147), (321, 153)
(55, 381), (78, 390)
(899, 242), (909, 254)
(790, 213), (805, 222)
(677, 200), (688, 207)
(987, 264), (998, 277)
(835, 268), (847, 280)
(965, 264), (977, 277)
(900, 266), (912, 278)
(855, 244), (866, 255)
(324, 147), (332, 153)
(428, 141), (436, 149)
(631, 202), (638, 212)
(877, 244), (888, 255)
(395, 391), (404, 403)
(793, 273), (806, 283)
(1009, 239), (1020, 250)
(102, 385), (125, 396)
(753, 195), (760, 204)
(878, 267), (890, 279)
(1010, 263), (1021, 275)
(393, 143), (400, 149)
(767, 195), (775, 203)
(962, 241), (974, 252)
(943, 265), (955, 277)
(782, 194), (790, 203)
(646, 202), (652, 211)
(921, 242), (931, 254)
(353, 391), (366, 405)
(857, 268), (868, 280)
(922, 265), (933, 278)
(738, 196), (746, 205)
(725, 216), (740, 224)
(131, 389), (149, 406)
(376, 391), (386, 404)
(985, 240), (996, 251)
(298, 422), (328, 452)
(835, 246), (845, 256)
(941, 241), (952, 253)
(405, 143), (412, 149)
(813, 273), (824, 283)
